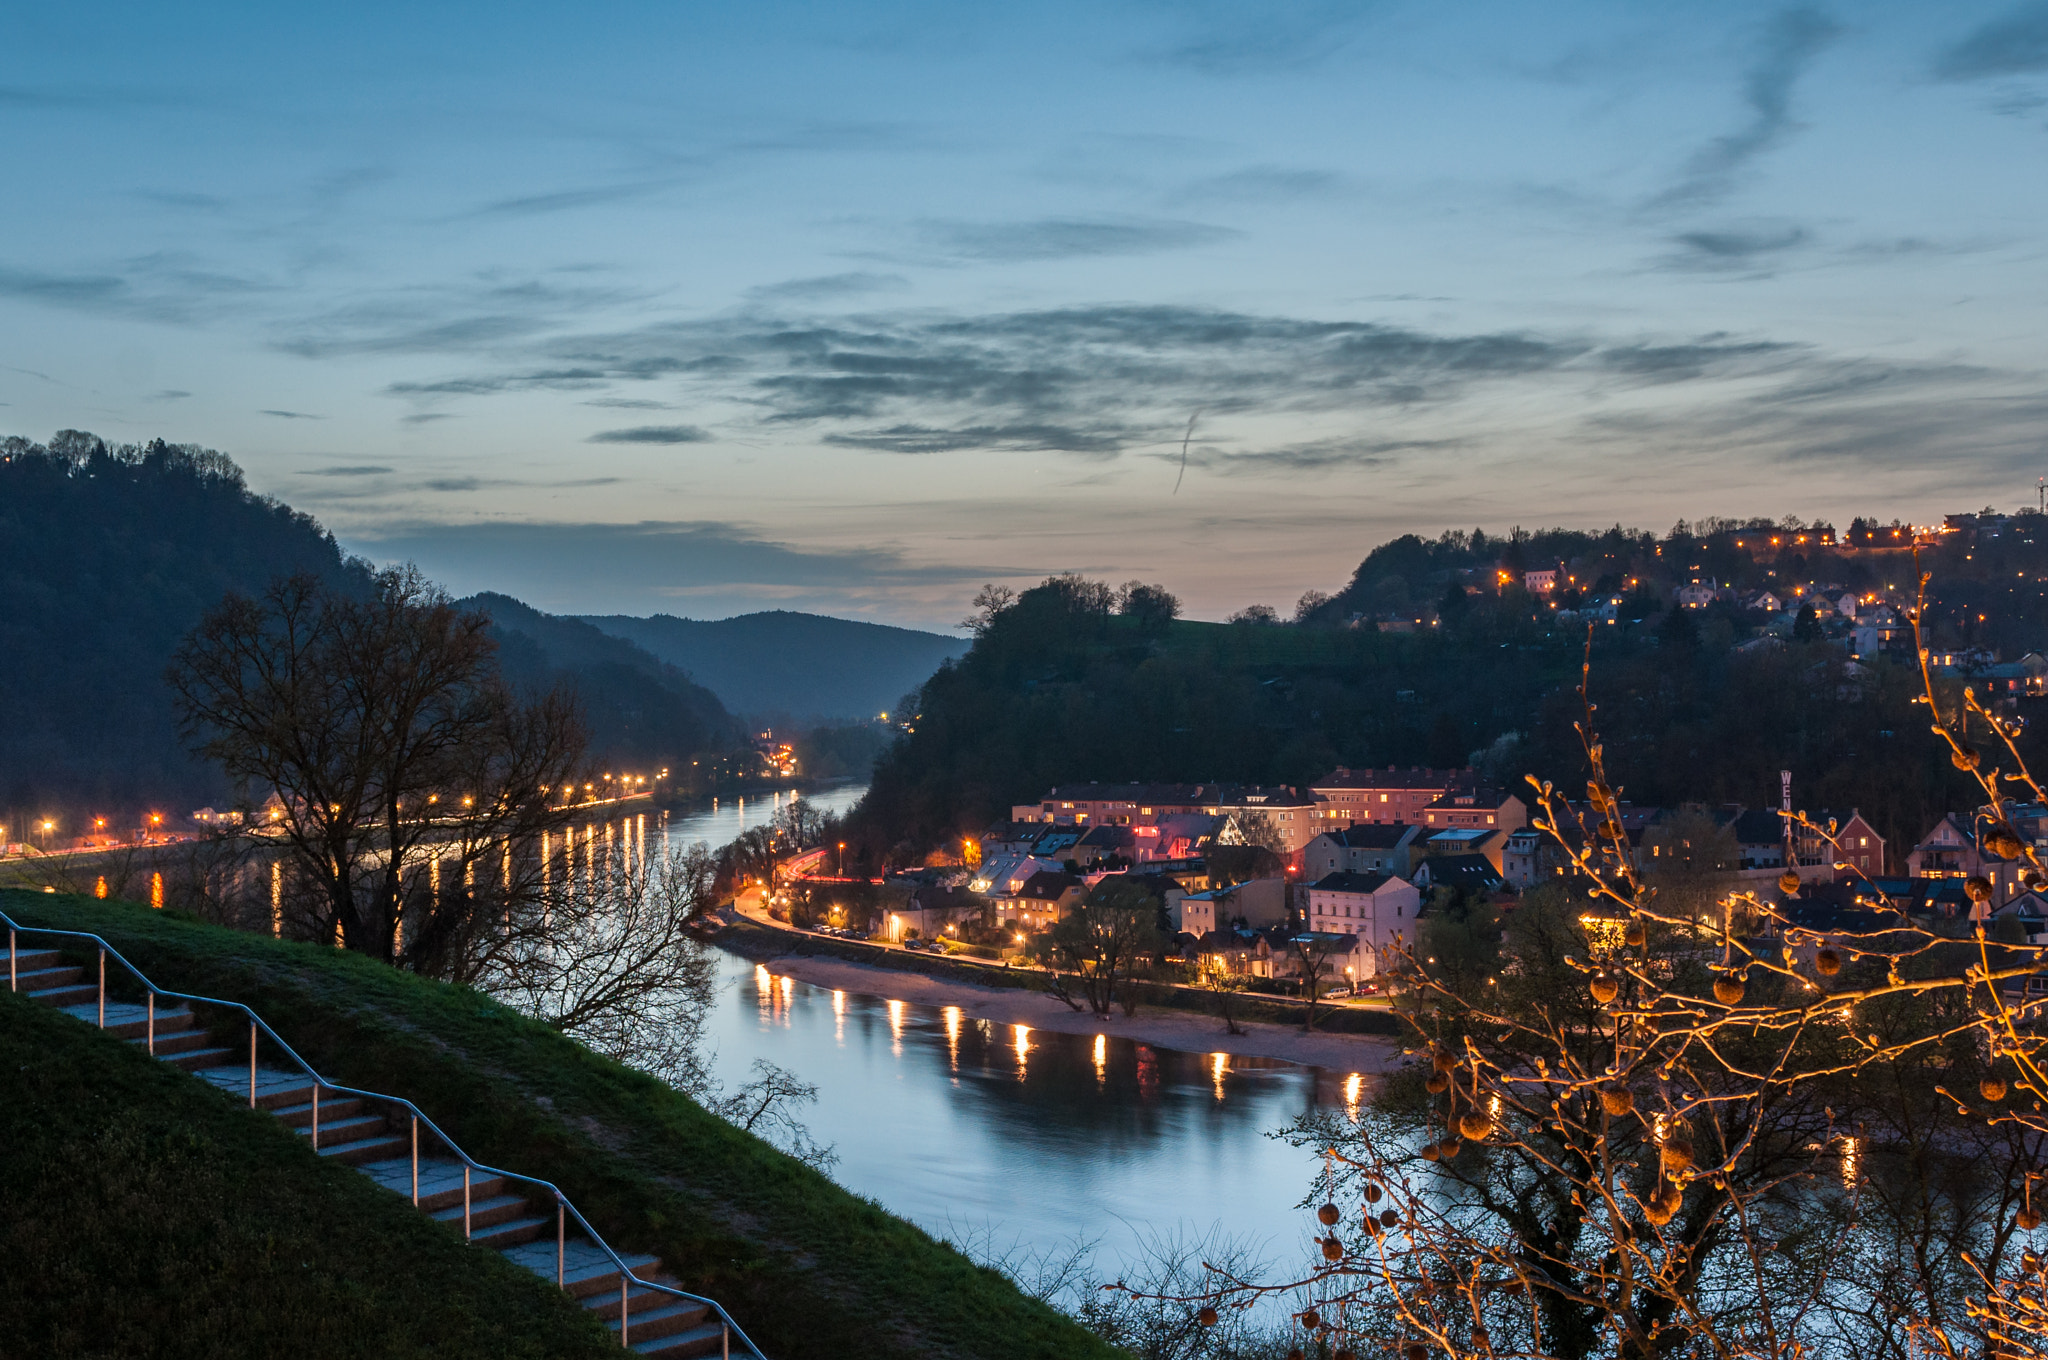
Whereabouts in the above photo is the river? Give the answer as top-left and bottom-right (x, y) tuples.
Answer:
(652, 780), (1341, 1288)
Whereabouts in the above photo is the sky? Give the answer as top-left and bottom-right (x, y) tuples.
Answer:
(5, 2), (2048, 631)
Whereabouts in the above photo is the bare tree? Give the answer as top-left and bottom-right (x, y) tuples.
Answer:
(480, 840), (720, 1088)
(1285, 933), (1343, 1032)
(705, 1060), (838, 1172)
(1048, 878), (1163, 1019)
(168, 568), (584, 975)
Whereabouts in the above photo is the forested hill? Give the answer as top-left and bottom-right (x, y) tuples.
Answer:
(579, 610), (966, 724)
(0, 432), (371, 817)
(842, 572), (1998, 869)
(0, 431), (751, 824)
(462, 594), (747, 775)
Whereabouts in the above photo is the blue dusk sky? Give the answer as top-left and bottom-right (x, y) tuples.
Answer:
(5, 2), (2048, 629)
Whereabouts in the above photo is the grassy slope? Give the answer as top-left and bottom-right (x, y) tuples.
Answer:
(0, 982), (617, 1360)
(1, 890), (1121, 1360)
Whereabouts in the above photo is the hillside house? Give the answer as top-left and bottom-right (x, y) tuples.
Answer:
(1177, 877), (1288, 934)
(1304, 871), (1422, 975)
(1310, 766), (1471, 830)
(1301, 823), (1423, 882)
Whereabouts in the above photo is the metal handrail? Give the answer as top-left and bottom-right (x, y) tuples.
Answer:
(3, 908), (765, 1359)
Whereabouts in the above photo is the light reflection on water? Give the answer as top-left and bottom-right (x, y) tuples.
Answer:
(659, 782), (868, 852)
(705, 950), (1366, 1283)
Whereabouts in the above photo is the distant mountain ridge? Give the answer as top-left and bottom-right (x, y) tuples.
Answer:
(461, 594), (748, 774)
(578, 610), (967, 724)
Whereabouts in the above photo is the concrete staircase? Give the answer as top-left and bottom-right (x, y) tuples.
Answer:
(5, 943), (741, 1358)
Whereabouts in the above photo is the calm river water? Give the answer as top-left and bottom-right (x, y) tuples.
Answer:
(652, 781), (1346, 1283)
(698, 954), (1348, 1281)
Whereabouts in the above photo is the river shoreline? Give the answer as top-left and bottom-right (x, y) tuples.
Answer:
(727, 945), (1410, 1073)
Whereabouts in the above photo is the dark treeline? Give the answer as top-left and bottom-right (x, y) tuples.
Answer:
(0, 431), (753, 825)
(845, 513), (2035, 866)
(0, 432), (369, 818)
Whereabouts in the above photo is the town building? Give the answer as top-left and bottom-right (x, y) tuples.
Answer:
(1411, 854), (1507, 896)
(990, 870), (1085, 930)
(1176, 877), (1288, 935)
(1303, 871), (1422, 976)
(1300, 823), (1423, 882)
(1421, 787), (1527, 835)
(1309, 766), (1471, 829)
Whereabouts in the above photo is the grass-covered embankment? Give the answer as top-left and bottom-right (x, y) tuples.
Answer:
(0, 979), (617, 1360)
(0, 890), (1122, 1360)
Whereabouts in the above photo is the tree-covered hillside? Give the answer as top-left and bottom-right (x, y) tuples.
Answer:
(844, 560), (2006, 869)
(464, 593), (748, 779)
(0, 431), (750, 825)
(0, 432), (370, 820)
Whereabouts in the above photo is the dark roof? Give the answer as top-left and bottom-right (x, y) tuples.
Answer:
(1312, 766), (1469, 791)
(1417, 854), (1506, 891)
(1309, 871), (1399, 894)
(1426, 787), (1518, 811)
(1316, 823), (1417, 849)
(1073, 824), (1137, 850)
(1728, 808), (1784, 846)
(1016, 870), (1080, 901)
(1041, 782), (1220, 804)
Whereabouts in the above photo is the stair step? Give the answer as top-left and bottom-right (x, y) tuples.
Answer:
(587, 1281), (692, 1321)
(428, 1193), (533, 1232)
(606, 1298), (716, 1339)
(105, 1006), (197, 1040)
(172, 1048), (245, 1073)
(276, 1096), (368, 1128)
(0, 948), (63, 972)
(460, 1213), (552, 1248)
(191, 1065), (316, 1108)
(632, 1320), (730, 1358)
(500, 1239), (660, 1295)
(314, 1132), (410, 1165)
(130, 1028), (212, 1056)
(31, 982), (99, 1008)
(16, 965), (84, 990)
(354, 1157), (509, 1209)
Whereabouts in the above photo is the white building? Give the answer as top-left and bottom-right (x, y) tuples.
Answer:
(1303, 871), (1422, 978)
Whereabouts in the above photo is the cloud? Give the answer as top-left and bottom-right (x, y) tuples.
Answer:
(1651, 8), (1842, 210)
(1175, 436), (1449, 474)
(1657, 223), (1813, 271)
(259, 408), (323, 419)
(582, 397), (676, 409)
(402, 412), (452, 424)
(149, 389), (191, 400)
(1176, 165), (1342, 202)
(587, 424), (712, 444)
(822, 421), (1135, 456)
(745, 272), (910, 302)
(913, 217), (1240, 263)
(1936, 3), (2048, 79)
(304, 465), (394, 477)
(0, 254), (275, 326)
(463, 180), (682, 219)
(274, 276), (645, 359)
(1147, 1), (1380, 75)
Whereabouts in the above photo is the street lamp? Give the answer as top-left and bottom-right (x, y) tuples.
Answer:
(838, 841), (846, 877)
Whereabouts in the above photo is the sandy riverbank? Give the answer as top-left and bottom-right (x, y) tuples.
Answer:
(738, 949), (1409, 1073)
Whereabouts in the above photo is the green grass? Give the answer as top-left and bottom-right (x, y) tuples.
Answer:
(0, 890), (1123, 1360)
(0, 980), (618, 1360)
